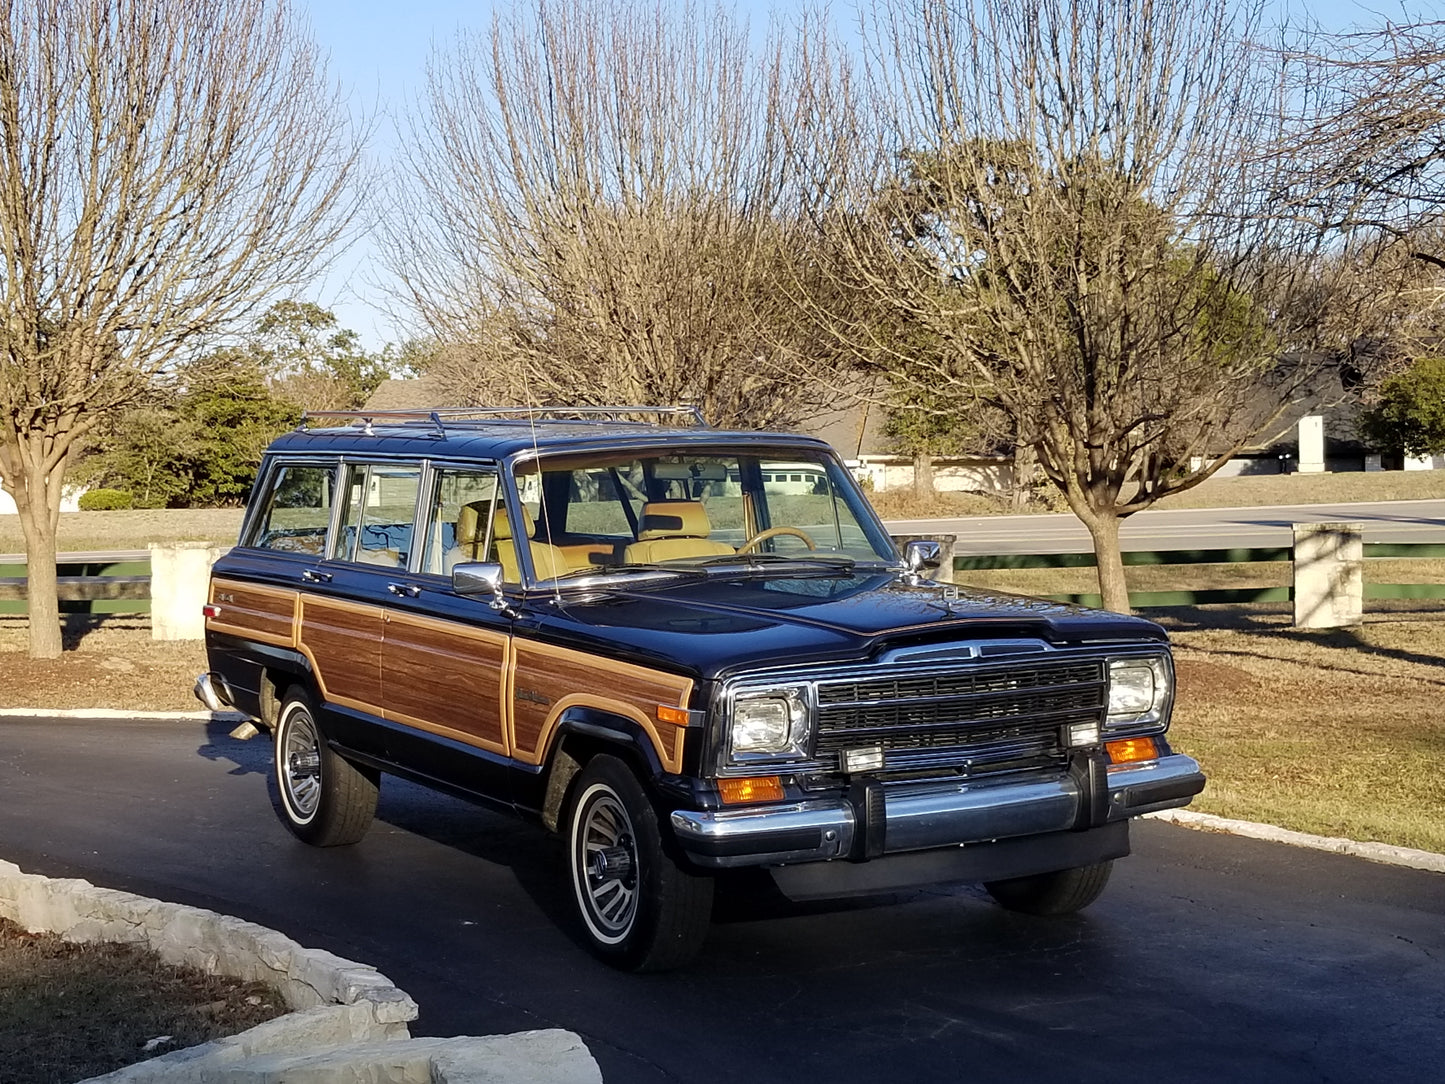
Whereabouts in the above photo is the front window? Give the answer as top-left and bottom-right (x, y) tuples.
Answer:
(514, 447), (893, 580)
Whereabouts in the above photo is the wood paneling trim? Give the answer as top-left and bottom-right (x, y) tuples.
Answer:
(297, 594), (384, 714)
(207, 578), (296, 647)
(511, 639), (693, 772)
(380, 609), (511, 756)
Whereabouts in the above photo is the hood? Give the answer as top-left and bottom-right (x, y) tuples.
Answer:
(537, 571), (1167, 681)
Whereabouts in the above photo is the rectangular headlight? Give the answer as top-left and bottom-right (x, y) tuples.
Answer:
(1107, 657), (1171, 726)
(729, 687), (809, 759)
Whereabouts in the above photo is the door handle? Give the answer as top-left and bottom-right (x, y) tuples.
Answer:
(387, 582), (422, 598)
(301, 569), (332, 583)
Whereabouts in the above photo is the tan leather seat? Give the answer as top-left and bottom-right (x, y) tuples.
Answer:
(623, 501), (736, 564)
(493, 505), (570, 581)
(448, 500), (491, 568)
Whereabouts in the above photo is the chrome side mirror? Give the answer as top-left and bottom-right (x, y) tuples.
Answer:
(903, 540), (943, 575)
(452, 562), (516, 615)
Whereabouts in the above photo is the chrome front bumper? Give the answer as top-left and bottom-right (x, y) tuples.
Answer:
(670, 753), (1205, 869)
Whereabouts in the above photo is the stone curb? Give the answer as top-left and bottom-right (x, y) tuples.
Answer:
(1145, 809), (1445, 874)
(0, 860), (601, 1084)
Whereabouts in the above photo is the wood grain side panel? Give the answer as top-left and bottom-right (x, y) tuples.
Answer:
(381, 611), (511, 755)
(510, 641), (693, 771)
(298, 595), (384, 713)
(207, 578), (296, 647)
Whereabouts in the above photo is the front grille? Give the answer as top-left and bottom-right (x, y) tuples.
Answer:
(813, 659), (1106, 776)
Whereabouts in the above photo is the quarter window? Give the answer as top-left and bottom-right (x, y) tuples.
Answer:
(248, 464), (335, 555)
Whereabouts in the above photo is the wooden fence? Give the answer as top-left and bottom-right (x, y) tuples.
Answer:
(953, 542), (1445, 610)
(1, 541), (1442, 616)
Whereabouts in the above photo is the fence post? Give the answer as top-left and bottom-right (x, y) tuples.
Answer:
(1292, 523), (1363, 628)
(149, 542), (221, 641)
(891, 533), (957, 584)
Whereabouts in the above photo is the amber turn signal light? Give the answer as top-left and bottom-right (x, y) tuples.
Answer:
(656, 704), (690, 726)
(1105, 736), (1158, 764)
(718, 776), (785, 804)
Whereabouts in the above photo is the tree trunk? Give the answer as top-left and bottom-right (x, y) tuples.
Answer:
(912, 451), (935, 499)
(1011, 444), (1036, 510)
(2, 443), (65, 659)
(1082, 510), (1131, 615)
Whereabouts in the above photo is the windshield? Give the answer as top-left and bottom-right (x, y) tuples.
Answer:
(510, 447), (895, 581)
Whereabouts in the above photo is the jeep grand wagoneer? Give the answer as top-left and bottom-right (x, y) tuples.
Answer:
(196, 407), (1204, 970)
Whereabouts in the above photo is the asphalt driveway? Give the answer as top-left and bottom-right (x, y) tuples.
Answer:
(1, 715), (1440, 1083)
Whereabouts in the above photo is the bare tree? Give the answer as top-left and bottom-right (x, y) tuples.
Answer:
(385, 0), (847, 429)
(804, 0), (1334, 612)
(1282, 21), (1445, 265)
(0, 0), (363, 658)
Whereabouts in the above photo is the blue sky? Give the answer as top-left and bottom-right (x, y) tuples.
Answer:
(299, 0), (1438, 350)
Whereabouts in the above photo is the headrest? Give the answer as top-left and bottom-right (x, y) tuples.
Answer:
(491, 505), (535, 541)
(636, 501), (711, 541)
(456, 500), (490, 545)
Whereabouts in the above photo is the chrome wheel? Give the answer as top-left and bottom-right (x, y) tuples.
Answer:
(573, 784), (639, 943)
(279, 703), (323, 823)
(272, 687), (378, 847)
(563, 754), (714, 971)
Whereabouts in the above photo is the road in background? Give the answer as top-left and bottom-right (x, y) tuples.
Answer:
(886, 498), (1445, 554)
(1, 716), (1441, 1084)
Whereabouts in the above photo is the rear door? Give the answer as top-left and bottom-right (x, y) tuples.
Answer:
(378, 466), (515, 790)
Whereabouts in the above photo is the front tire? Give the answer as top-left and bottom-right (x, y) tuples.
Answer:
(565, 755), (713, 972)
(273, 687), (378, 847)
(984, 860), (1114, 915)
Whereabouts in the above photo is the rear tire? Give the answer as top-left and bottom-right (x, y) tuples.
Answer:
(565, 754), (713, 972)
(273, 687), (378, 847)
(984, 860), (1114, 915)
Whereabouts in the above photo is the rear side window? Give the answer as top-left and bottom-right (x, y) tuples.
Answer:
(248, 464), (335, 555)
(336, 464), (422, 568)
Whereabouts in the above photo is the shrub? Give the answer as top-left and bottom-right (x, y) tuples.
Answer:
(78, 488), (134, 511)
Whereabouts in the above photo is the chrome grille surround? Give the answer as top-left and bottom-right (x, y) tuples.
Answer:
(713, 643), (1171, 781)
(813, 658), (1104, 776)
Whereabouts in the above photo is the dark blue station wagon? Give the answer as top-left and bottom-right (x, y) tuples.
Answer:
(196, 407), (1204, 971)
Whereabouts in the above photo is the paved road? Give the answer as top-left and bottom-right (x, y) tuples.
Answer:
(1, 716), (1441, 1083)
(886, 498), (1445, 554)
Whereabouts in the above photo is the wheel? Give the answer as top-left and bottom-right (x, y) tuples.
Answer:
(984, 860), (1114, 915)
(273, 687), (378, 847)
(735, 525), (817, 554)
(565, 754), (713, 971)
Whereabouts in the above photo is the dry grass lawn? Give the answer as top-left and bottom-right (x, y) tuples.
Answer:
(1164, 611), (1445, 855)
(0, 917), (285, 1084)
(0, 507), (244, 555)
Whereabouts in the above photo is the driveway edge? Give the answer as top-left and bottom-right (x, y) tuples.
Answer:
(0, 860), (601, 1083)
(1145, 809), (1445, 874)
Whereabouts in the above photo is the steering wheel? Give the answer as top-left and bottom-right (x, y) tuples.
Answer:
(735, 526), (817, 554)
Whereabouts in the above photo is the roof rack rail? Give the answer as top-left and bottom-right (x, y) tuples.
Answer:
(298, 405), (709, 436)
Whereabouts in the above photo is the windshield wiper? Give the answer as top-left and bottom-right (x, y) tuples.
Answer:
(550, 563), (708, 583)
(689, 552), (858, 571)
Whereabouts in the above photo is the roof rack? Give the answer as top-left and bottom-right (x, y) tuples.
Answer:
(298, 405), (710, 437)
